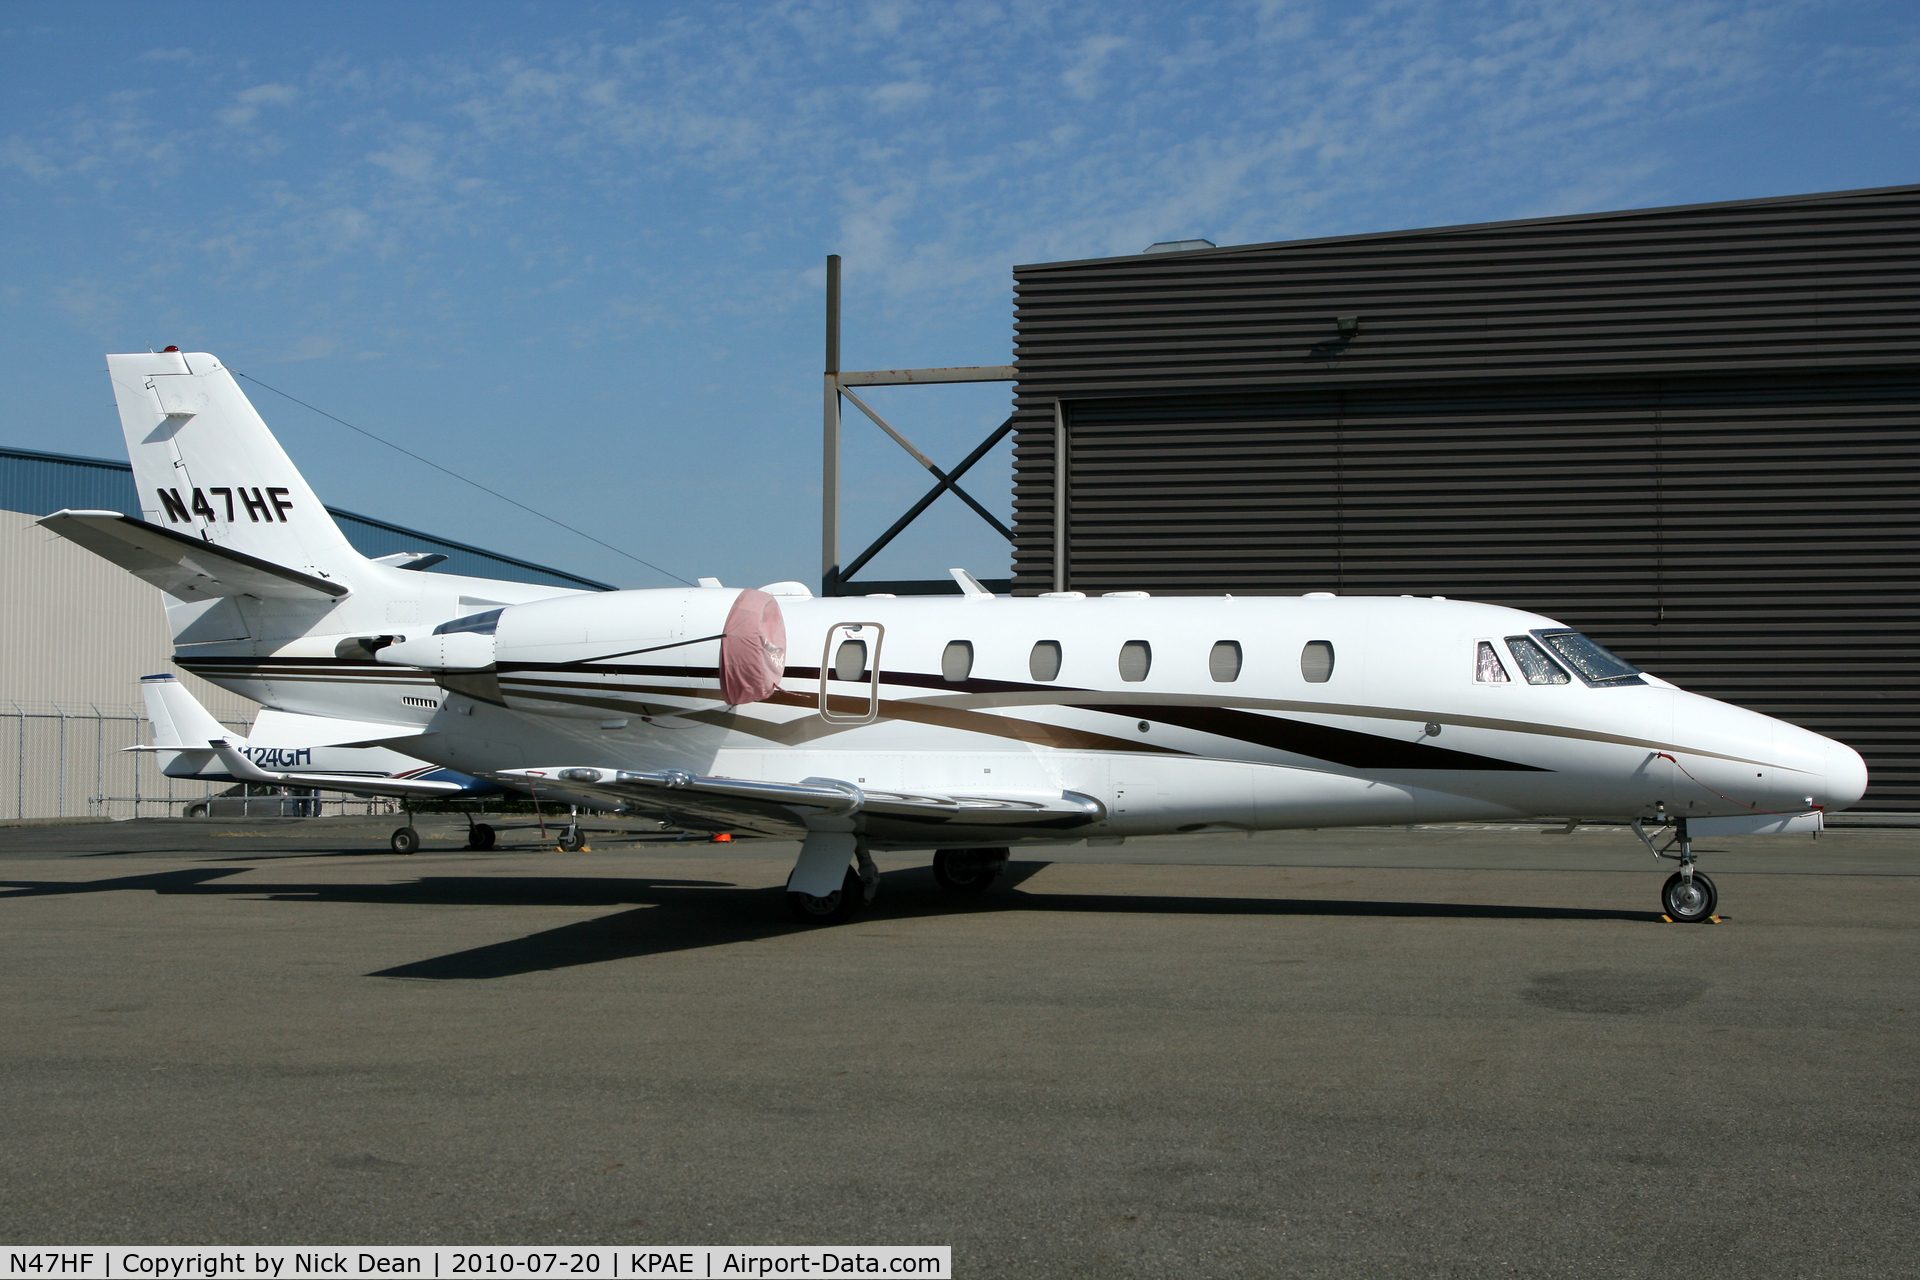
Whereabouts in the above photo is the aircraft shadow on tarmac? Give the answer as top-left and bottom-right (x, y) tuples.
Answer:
(0, 862), (1664, 980)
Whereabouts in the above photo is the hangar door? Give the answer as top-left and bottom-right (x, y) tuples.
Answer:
(1051, 369), (1920, 809)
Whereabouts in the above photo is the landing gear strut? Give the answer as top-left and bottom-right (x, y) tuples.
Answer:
(933, 847), (1009, 893)
(557, 805), (587, 851)
(1634, 817), (1717, 923)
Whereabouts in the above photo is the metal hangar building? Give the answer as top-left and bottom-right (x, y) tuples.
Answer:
(1006, 184), (1920, 810)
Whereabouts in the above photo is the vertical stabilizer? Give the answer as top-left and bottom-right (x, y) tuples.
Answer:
(106, 351), (364, 583)
(141, 673), (241, 748)
(140, 673), (243, 778)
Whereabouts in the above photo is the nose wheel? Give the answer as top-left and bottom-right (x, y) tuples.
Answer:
(1634, 817), (1719, 923)
(1662, 869), (1718, 922)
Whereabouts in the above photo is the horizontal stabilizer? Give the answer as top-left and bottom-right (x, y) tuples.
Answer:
(38, 510), (348, 601)
(208, 740), (466, 798)
(502, 765), (1103, 838)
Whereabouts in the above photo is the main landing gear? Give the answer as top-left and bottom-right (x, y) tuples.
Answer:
(786, 867), (865, 925)
(933, 847), (1009, 894)
(785, 835), (881, 925)
(391, 800), (419, 855)
(1634, 817), (1718, 923)
(463, 811), (496, 851)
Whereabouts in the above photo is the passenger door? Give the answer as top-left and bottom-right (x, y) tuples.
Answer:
(820, 622), (884, 724)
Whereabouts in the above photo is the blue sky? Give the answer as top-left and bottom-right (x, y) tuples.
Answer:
(4, 0), (1915, 589)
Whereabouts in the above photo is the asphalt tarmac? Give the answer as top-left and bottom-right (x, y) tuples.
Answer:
(0, 818), (1914, 1277)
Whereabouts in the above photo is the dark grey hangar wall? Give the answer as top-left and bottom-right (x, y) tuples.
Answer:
(1007, 184), (1920, 809)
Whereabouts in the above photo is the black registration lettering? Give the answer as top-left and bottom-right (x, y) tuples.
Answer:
(190, 488), (217, 521)
(208, 486), (235, 520)
(157, 488), (191, 522)
(267, 486), (294, 521)
(241, 487), (272, 522)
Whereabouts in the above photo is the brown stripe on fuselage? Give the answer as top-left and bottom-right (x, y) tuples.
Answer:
(495, 674), (1182, 756)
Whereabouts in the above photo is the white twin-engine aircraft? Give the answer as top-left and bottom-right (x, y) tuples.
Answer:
(45, 349), (1868, 925)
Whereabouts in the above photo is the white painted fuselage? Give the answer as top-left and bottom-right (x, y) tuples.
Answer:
(177, 585), (1866, 849)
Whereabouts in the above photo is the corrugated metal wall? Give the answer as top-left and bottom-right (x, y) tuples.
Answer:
(0, 511), (256, 722)
(1008, 184), (1920, 808)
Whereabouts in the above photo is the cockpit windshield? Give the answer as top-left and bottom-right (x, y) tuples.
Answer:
(1505, 636), (1570, 685)
(433, 608), (504, 637)
(1535, 630), (1643, 686)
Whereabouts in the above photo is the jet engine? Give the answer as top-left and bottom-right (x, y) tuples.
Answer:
(374, 586), (789, 709)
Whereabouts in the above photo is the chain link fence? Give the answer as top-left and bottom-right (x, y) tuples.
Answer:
(0, 701), (392, 820)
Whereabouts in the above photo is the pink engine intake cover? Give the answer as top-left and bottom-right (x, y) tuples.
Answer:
(718, 588), (788, 706)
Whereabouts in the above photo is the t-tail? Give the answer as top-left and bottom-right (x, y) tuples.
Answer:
(106, 350), (365, 581)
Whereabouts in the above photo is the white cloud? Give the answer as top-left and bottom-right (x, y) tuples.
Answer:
(217, 82), (299, 128)
(1060, 34), (1130, 100)
(869, 80), (933, 110)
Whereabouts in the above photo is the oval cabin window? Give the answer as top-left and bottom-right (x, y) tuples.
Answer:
(1029, 640), (1062, 682)
(1300, 640), (1335, 683)
(1118, 640), (1152, 682)
(833, 639), (867, 682)
(1209, 641), (1242, 683)
(941, 640), (973, 683)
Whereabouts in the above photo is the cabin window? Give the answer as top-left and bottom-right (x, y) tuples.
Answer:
(1537, 630), (1644, 686)
(941, 640), (974, 683)
(1118, 640), (1152, 682)
(1300, 640), (1335, 683)
(833, 638), (868, 682)
(1209, 641), (1242, 683)
(1475, 640), (1510, 683)
(1506, 636), (1570, 685)
(433, 608), (503, 636)
(1029, 640), (1062, 682)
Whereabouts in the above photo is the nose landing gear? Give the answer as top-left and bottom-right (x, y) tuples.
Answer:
(1633, 817), (1718, 923)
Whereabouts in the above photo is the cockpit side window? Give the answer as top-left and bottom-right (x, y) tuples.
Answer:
(1536, 630), (1645, 686)
(1505, 636), (1570, 685)
(1475, 640), (1510, 683)
(433, 608), (503, 636)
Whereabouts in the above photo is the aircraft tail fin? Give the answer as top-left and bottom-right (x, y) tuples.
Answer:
(139, 674), (243, 778)
(105, 351), (365, 585)
(142, 674), (240, 748)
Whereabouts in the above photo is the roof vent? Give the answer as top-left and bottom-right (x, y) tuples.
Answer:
(1142, 239), (1215, 254)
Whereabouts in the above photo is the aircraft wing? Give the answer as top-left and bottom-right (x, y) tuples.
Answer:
(38, 510), (348, 601)
(499, 766), (1105, 838)
(208, 741), (468, 798)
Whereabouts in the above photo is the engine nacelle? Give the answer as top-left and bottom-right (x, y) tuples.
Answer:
(375, 586), (788, 711)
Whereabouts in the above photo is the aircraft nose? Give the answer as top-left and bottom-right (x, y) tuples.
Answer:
(1821, 736), (1869, 811)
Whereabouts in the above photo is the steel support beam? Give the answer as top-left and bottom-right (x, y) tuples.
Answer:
(823, 255), (842, 596)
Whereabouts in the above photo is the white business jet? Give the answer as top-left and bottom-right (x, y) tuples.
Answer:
(135, 673), (509, 849)
(44, 349), (1868, 925)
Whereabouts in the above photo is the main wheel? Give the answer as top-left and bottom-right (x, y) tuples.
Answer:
(786, 867), (863, 925)
(390, 826), (420, 855)
(1662, 870), (1718, 923)
(466, 823), (496, 851)
(557, 827), (587, 852)
(933, 847), (1005, 893)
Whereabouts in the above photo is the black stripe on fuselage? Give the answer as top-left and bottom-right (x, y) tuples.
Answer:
(1072, 702), (1546, 771)
(498, 662), (1546, 772)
